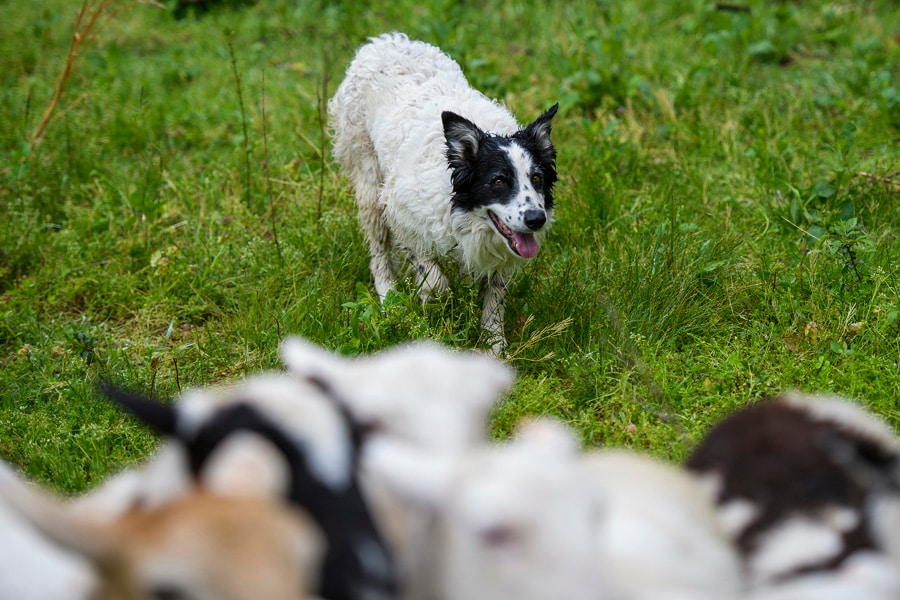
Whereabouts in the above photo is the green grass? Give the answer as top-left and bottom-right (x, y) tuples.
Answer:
(1, 0), (898, 493)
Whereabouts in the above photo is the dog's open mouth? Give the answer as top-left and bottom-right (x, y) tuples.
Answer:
(488, 211), (539, 259)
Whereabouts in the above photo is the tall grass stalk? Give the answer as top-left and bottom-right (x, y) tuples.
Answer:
(31, 0), (118, 148)
(225, 27), (252, 209)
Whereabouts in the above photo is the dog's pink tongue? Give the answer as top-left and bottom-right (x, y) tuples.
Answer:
(514, 232), (539, 258)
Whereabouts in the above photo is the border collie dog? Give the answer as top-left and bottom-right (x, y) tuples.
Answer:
(329, 33), (558, 352)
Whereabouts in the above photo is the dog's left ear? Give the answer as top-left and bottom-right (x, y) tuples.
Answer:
(521, 103), (559, 157)
(443, 111), (484, 169)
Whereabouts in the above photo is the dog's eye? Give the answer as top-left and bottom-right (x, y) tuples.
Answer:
(492, 178), (506, 187)
(531, 174), (542, 185)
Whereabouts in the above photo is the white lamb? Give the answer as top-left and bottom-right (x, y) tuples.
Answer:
(581, 450), (742, 600)
(0, 460), (325, 600)
(281, 336), (517, 598)
(364, 418), (613, 600)
(364, 415), (744, 600)
(280, 336), (516, 451)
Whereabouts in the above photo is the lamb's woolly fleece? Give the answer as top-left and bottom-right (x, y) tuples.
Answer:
(363, 419), (614, 600)
(328, 32), (548, 279)
(0, 462), (97, 600)
(281, 336), (515, 451)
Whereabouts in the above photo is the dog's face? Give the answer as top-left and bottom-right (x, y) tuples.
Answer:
(443, 104), (558, 259)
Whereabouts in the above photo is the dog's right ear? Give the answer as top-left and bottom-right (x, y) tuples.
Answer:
(521, 103), (559, 159)
(442, 111), (483, 169)
(99, 381), (179, 437)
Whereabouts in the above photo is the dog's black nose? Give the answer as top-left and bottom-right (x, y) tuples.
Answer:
(523, 209), (546, 231)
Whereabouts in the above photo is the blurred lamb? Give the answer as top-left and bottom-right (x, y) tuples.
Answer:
(581, 449), (742, 600)
(365, 416), (742, 600)
(364, 418), (613, 600)
(687, 391), (900, 598)
(0, 477), (95, 600)
(0, 460), (324, 600)
(280, 336), (516, 451)
(69, 338), (513, 600)
(282, 336), (517, 598)
(77, 374), (397, 600)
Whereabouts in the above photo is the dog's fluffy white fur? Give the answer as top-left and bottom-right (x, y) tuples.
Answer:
(329, 33), (558, 351)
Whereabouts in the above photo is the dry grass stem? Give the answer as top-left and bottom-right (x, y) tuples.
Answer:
(32, 0), (118, 148)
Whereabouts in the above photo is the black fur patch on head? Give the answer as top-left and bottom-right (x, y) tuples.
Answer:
(100, 383), (397, 600)
(686, 396), (898, 573)
(303, 374), (371, 456)
(442, 104), (558, 213)
(443, 111), (484, 175)
(513, 103), (558, 207)
(186, 403), (397, 600)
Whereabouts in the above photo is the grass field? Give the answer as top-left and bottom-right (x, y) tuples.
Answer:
(1, 0), (898, 494)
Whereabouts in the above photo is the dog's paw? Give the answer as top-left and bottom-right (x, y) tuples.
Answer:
(486, 336), (508, 358)
(374, 278), (396, 303)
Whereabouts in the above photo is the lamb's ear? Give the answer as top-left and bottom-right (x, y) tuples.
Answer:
(280, 337), (346, 391)
(99, 381), (178, 437)
(521, 103), (558, 157)
(442, 111), (484, 169)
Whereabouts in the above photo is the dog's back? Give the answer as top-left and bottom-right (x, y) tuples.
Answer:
(329, 33), (517, 191)
(330, 33), (465, 120)
(330, 34), (452, 177)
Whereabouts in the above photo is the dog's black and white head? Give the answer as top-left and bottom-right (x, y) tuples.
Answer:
(443, 104), (558, 260)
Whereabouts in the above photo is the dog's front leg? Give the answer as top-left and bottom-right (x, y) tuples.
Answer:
(369, 234), (396, 301)
(406, 249), (449, 302)
(481, 273), (508, 355)
(358, 195), (395, 301)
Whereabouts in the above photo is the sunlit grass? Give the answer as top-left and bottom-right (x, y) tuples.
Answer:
(1, 0), (898, 493)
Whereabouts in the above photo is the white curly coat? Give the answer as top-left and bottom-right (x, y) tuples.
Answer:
(329, 33), (556, 352)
